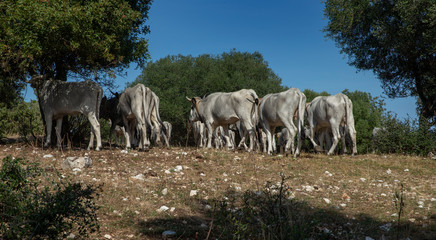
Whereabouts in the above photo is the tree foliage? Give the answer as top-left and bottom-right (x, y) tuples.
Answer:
(323, 0), (436, 125)
(131, 50), (286, 145)
(0, 0), (152, 89)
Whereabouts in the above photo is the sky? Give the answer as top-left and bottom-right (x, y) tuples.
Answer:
(24, 0), (418, 120)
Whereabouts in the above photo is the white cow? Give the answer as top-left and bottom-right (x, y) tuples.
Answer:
(305, 93), (357, 155)
(192, 121), (207, 148)
(28, 75), (102, 150)
(258, 88), (306, 157)
(117, 84), (154, 150)
(187, 89), (259, 151)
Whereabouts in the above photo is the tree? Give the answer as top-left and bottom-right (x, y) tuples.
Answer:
(132, 50), (286, 145)
(0, 0), (152, 86)
(0, 0), (152, 144)
(323, 0), (436, 125)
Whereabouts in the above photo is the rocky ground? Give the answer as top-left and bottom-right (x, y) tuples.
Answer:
(0, 143), (435, 239)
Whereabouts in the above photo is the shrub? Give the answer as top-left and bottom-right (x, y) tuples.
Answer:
(374, 114), (436, 155)
(0, 156), (100, 239)
(212, 173), (321, 239)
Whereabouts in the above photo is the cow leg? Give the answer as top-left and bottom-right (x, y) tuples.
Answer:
(262, 123), (274, 155)
(222, 126), (233, 150)
(55, 118), (63, 149)
(87, 113), (101, 151)
(44, 115), (53, 148)
(340, 126), (347, 154)
(347, 126), (357, 156)
(327, 125), (341, 156)
(205, 123), (214, 149)
(122, 117), (133, 149)
(270, 127), (277, 153)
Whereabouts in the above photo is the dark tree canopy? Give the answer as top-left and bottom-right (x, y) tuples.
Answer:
(323, 0), (436, 125)
(132, 50), (286, 144)
(0, 0), (152, 86)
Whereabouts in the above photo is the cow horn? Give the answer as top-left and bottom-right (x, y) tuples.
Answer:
(186, 96), (192, 102)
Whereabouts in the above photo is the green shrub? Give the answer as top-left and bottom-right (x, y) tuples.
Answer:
(375, 114), (436, 155)
(0, 156), (100, 239)
(212, 173), (320, 239)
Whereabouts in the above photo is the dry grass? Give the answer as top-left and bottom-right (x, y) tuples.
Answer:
(0, 142), (435, 239)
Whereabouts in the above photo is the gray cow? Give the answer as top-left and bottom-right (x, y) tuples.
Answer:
(29, 75), (102, 150)
(258, 88), (306, 157)
(117, 84), (154, 150)
(305, 93), (357, 155)
(187, 89), (259, 151)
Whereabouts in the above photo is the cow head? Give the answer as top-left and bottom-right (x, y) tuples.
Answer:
(27, 75), (46, 90)
(186, 96), (202, 122)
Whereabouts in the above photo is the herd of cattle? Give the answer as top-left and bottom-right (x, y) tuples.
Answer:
(28, 75), (358, 156)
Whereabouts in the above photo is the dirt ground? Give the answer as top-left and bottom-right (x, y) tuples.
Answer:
(1, 142), (435, 239)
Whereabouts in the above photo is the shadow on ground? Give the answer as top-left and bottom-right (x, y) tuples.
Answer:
(136, 188), (435, 240)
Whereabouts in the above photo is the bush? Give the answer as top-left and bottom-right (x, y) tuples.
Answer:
(0, 100), (43, 140)
(212, 173), (321, 239)
(0, 156), (100, 239)
(374, 114), (436, 155)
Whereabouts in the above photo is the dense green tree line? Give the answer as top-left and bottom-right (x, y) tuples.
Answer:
(2, 50), (434, 155)
(131, 50), (286, 145)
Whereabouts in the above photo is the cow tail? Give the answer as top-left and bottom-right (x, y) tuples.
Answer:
(343, 94), (355, 133)
(154, 93), (167, 135)
(250, 92), (259, 126)
(96, 85), (103, 121)
(142, 86), (153, 128)
(297, 91), (306, 140)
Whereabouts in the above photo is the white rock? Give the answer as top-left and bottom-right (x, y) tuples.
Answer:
(62, 157), (92, 170)
(162, 188), (168, 195)
(200, 173), (206, 176)
(360, 178), (366, 182)
(181, 152), (188, 156)
(325, 171), (333, 177)
(323, 198), (331, 204)
(431, 198), (436, 202)
(304, 185), (314, 192)
(104, 234), (112, 239)
(157, 206), (169, 213)
(381, 193), (387, 197)
(120, 150), (128, 154)
(200, 223), (208, 228)
(132, 174), (145, 181)
(190, 190), (198, 197)
(174, 165), (183, 172)
(165, 170), (171, 174)
(43, 154), (53, 158)
(391, 213), (398, 217)
(380, 223), (392, 231)
(67, 233), (75, 239)
(205, 204), (212, 210)
(404, 169), (409, 172)
(386, 169), (392, 174)
(365, 237), (375, 240)
(162, 230), (176, 239)
(170, 207), (175, 212)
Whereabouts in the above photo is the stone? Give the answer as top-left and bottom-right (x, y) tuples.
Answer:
(62, 157), (91, 170)
(162, 230), (176, 239)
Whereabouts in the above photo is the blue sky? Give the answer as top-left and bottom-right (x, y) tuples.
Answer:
(24, 1), (418, 120)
